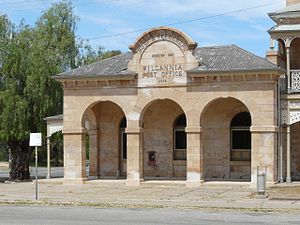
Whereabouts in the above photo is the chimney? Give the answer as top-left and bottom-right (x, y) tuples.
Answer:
(287, 0), (300, 6)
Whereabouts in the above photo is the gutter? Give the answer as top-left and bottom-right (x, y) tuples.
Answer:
(187, 68), (284, 76)
(52, 73), (137, 81)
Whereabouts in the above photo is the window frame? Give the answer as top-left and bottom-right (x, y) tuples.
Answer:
(230, 113), (251, 162)
(173, 114), (187, 160)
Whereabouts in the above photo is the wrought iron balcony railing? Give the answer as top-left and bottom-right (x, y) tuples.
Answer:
(291, 70), (300, 93)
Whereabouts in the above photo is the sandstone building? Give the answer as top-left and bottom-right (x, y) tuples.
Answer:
(46, 0), (300, 186)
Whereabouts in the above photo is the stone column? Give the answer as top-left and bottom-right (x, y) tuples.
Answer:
(63, 128), (87, 185)
(46, 137), (51, 179)
(186, 126), (203, 187)
(126, 127), (143, 186)
(88, 129), (98, 179)
(250, 126), (278, 187)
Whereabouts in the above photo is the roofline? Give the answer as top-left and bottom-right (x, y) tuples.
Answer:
(57, 52), (131, 77)
(268, 11), (300, 17)
(52, 73), (137, 81)
(268, 28), (300, 34)
(43, 114), (63, 121)
(129, 26), (197, 52)
(187, 68), (284, 75)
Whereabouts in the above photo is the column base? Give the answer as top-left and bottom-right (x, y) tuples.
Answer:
(286, 177), (292, 183)
(63, 178), (87, 185)
(46, 175), (51, 180)
(186, 180), (204, 187)
(126, 179), (144, 186)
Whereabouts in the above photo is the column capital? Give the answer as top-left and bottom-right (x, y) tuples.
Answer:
(62, 127), (87, 135)
(185, 126), (202, 133)
(125, 127), (143, 134)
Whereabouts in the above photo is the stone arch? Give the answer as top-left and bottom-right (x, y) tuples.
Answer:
(82, 108), (97, 131)
(138, 98), (188, 126)
(200, 97), (251, 181)
(81, 99), (127, 128)
(200, 96), (252, 126)
(129, 26), (197, 54)
(140, 98), (187, 179)
(127, 26), (199, 78)
(81, 100), (127, 178)
(290, 37), (300, 70)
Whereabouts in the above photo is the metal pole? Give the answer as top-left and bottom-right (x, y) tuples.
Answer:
(287, 124), (292, 183)
(46, 137), (51, 179)
(286, 46), (291, 92)
(35, 146), (38, 200)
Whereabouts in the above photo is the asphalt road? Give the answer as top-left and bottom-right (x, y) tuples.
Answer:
(0, 206), (300, 225)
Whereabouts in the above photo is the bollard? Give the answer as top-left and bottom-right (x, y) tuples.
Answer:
(256, 166), (267, 198)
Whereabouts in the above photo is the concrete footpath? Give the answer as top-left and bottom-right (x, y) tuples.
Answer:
(0, 179), (300, 212)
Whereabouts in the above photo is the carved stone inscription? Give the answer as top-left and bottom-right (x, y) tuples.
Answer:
(136, 32), (186, 54)
(140, 40), (186, 85)
(143, 63), (184, 79)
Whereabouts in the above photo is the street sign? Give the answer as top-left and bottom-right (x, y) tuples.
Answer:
(29, 133), (42, 147)
(29, 133), (42, 201)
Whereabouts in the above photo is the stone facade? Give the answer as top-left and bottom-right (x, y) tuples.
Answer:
(291, 122), (300, 180)
(287, 0), (300, 6)
(54, 27), (282, 187)
(267, 0), (300, 183)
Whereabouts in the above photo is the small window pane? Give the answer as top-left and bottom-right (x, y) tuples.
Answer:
(231, 150), (251, 161)
(122, 133), (127, 159)
(232, 130), (251, 149)
(175, 131), (186, 149)
(174, 150), (186, 160)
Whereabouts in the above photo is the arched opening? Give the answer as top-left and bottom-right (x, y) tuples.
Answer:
(173, 114), (187, 160)
(230, 112), (251, 180)
(119, 116), (127, 177)
(201, 97), (251, 181)
(141, 99), (186, 179)
(290, 38), (300, 70)
(291, 121), (300, 181)
(82, 101), (126, 179)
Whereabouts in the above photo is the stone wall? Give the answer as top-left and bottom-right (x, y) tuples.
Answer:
(142, 99), (185, 178)
(291, 122), (300, 180)
(92, 101), (125, 177)
(201, 98), (250, 180)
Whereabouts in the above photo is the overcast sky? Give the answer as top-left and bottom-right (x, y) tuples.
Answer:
(0, 0), (286, 56)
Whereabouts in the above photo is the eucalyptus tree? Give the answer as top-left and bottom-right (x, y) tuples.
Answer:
(0, 2), (121, 180)
(0, 2), (79, 180)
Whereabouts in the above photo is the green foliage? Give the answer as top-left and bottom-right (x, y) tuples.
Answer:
(78, 45), (121, 66)
(0, 1), (122, 179)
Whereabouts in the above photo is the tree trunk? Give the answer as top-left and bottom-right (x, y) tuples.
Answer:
(8, 140), (32, 181)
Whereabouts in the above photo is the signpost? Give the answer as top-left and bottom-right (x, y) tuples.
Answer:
(29, 133), (42, 201)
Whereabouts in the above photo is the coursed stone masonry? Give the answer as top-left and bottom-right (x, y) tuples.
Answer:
(54, 27), (282, 187)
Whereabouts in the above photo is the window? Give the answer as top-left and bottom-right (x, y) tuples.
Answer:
(120, 117), (127, 159)
(174, 114), (187, 160)
(230, 112), (251, 161)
